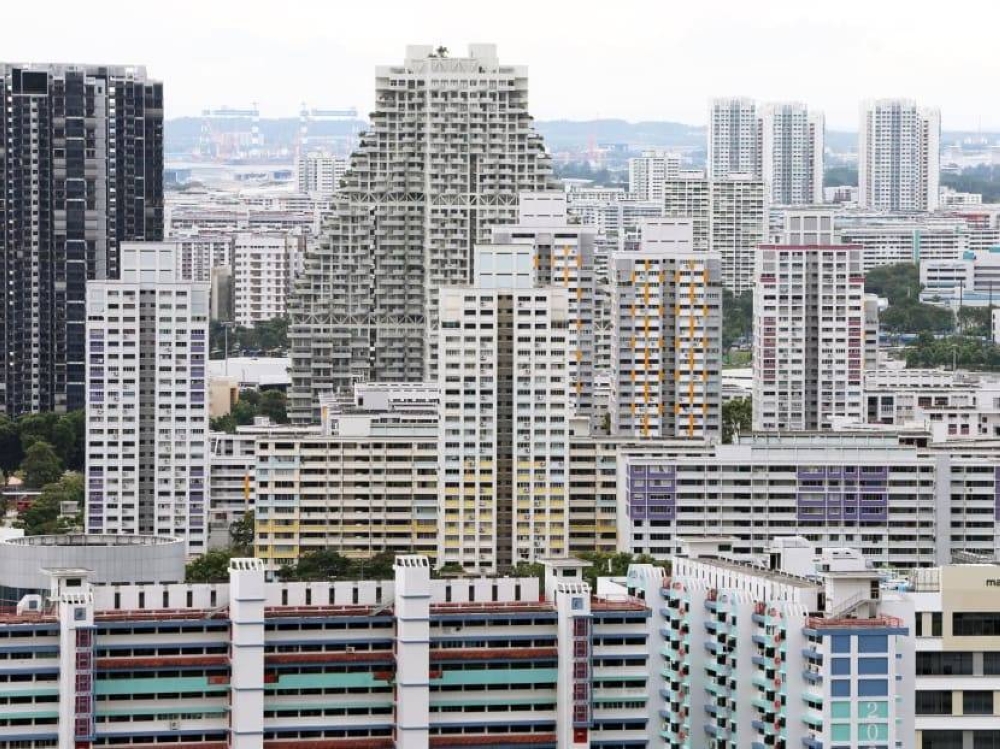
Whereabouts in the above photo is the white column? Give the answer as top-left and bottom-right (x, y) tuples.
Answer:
(394, 556), (431, 749)
(229, 558), (265, 749)
(554, 581), (592, 749)
(52, 570), (95, 749)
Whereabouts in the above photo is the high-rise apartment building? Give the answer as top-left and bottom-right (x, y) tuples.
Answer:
(610, 219), (722, 439)
(174, 234), (233, 282)
(288, 44), (555, 422)
(628, 150), (681, 202)
(0, 64), (163, 415)
(708, 97), (761, 180)
(295, 149), (347, 197)
(437, 244), (570, 572)
(85, 243), (210, 554)
(754, 211), (866, 431)
(663, 175), (767, 293)
(638, 538), (914, 749)
(859, 99), (941, 211)
(491, 193), (597, 413)
(233, 231), (304, 327)
(761, 101), (825, 205)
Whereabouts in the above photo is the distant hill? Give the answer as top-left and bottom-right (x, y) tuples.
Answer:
(164, 116), (1000, 159)
(532, 119), (704, 150)
(165, 117), (366, 156)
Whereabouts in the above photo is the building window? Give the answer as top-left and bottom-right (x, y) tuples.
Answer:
(931, 612), (942, 636)
(915, 690), (953, 715)
(973, 731), (1000, 749)
(953, 613), (1000, 637)
(964, 691), (994, 716)
(984, 653), (1000, 675)
(917, 652), (973, 676)
(922, 731), (962, 749)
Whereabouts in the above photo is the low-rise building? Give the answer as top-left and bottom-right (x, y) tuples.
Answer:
(0, 556), (653, 749)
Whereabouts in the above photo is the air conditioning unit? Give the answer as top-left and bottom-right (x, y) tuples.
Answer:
(345, 646), (356, 654)
(168, 720), (181, 730)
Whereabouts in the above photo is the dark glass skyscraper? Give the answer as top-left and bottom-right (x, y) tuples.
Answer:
(0, 64), (163, 415)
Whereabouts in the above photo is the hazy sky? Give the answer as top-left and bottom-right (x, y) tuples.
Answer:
(4, 0), (998, 130)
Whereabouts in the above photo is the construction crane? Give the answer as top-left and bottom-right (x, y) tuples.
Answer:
(297, 104), (360, 157)
(197, 104), (262, 160)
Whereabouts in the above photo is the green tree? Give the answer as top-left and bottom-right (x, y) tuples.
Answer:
(434, 563), (466, 578)
(722, 397), (752, 443)
(942, 166), (1000, 203)
(359, 552), (397, 580)
(957, 306), (993, 336)
(186, 549), (237, 583)
(0, 415), (22, 473)
(17, 412), (60, 452)
(510, 562), (546, 584)
(258, 389), (289, 424)
(577, 552), (668, 590)
(20, 441), (64, 489)
(278, 549), (354, 581)
(230, 511), (255, 554)
(210, 388), (288, 433)
(18, 472), (83, 535)
(865, 263), (953, 335)
(824, 165), (858, 188)
(51, 411), (86, 471)
(277, 549), (401, 581)
(904, 334), (1000, 371)
(721, 288), (753, 350)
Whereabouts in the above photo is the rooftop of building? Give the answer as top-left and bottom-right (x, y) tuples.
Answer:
(675, 555), (820, 590)
(2, 533), (181, 548)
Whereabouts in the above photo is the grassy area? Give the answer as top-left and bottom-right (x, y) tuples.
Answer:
(723, 350), (751, 368)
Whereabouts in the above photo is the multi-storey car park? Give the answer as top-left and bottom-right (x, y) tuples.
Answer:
(0, 556), (653, 749)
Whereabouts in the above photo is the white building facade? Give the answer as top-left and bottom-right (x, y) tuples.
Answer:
(85, 242), (211, 554)
(754, 212), (867, 431)
(663, 174), (768, 293)
(492, 193), (597, 415)
(628, 150), (681, 202)
(859, 99), (941, 212)
(709, 97), (761, 180)
(232, 231), (304, 327)
(437, 245), (571, 572)
(761, 101), (825, 206)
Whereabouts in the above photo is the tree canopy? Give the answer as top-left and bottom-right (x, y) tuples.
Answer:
(577, 552), (669, 590)
(722, 397), (752, 443)
(942, 166), (1000, 203)
(186, 549), (238, 583)
(722, 288), (753, 350)
(865, 263), (953, 334)
(210, 388), (288, 433)
(905, 332), (1000, 371)
(209, 317), (289, 358)
(277, 550), (398, 582)
(20, 441), (64, 489)
(230, 511), (255, 554)
(17, 472), (83, 535)
(0, 410), (85, 474)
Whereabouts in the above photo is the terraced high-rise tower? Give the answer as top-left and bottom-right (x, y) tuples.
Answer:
(288, 44), (556, 422)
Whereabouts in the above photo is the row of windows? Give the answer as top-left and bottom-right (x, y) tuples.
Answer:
(917, 690), (994, 716)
